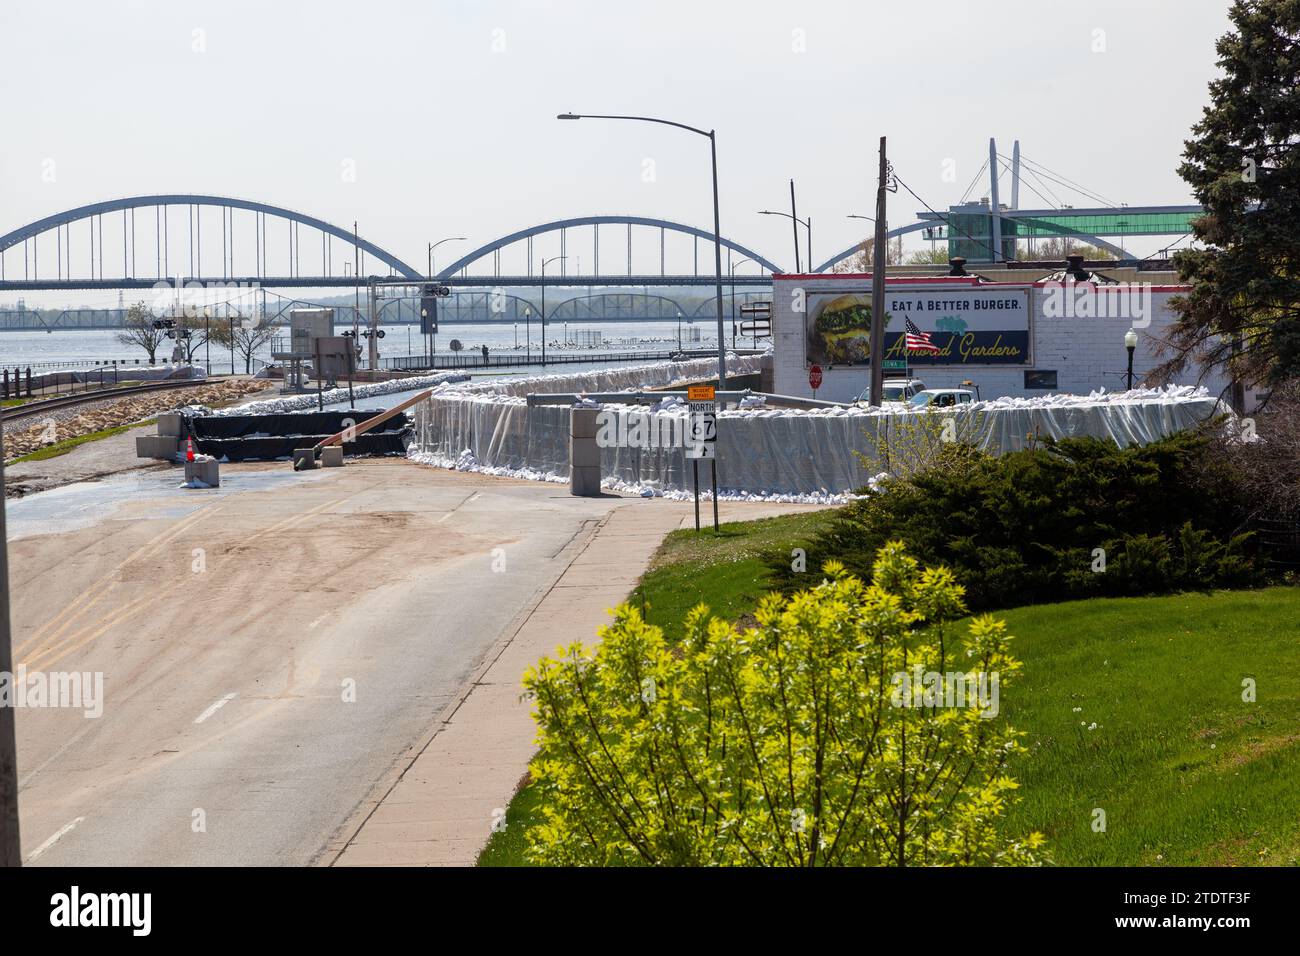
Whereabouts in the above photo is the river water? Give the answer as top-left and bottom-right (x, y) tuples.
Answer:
(0, 320), (738, 371)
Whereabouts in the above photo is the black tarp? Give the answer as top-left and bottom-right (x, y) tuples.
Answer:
(190, 409), (400, 440)
(187, 409), (412, 460)
(194, 430), (410, 461)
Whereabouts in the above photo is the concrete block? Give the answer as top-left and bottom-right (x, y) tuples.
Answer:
(321, 445), (344, 467)
(570, 407), (600, 439)
(570, 465), (602, 497)
(183, 457), (220, 487)
(156, 412), (185, 437)
(136, 435), (180, 460)
(570, 437), (601, 469)
(293, 448), (319, 470)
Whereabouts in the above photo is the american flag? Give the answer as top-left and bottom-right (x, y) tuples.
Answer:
(904, 317), (941, 353)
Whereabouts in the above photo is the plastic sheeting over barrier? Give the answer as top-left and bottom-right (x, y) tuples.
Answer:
(408, 361), (1227, 498)
(20, 364), (204, 392)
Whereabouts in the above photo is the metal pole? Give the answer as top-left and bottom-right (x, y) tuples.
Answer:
(368, 281), (379, 371)
(789, 179), (802, 272)
(869, 136), (889, 407)
(710, 131), (728, 389)
(0, 419), (21, 867)
(315, 338), (324, 411)
(1126, 346), (1135, 391)
(693, 459), (700, 531)
(710, 459), (719, 533)
(730, 265), (736, 349)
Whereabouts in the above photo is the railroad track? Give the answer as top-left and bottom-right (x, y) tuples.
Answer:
(0, 378), (208, 425)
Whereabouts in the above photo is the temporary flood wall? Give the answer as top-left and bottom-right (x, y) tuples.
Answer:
(20, 363), (205, 392)
(407, 358), (1227, 498)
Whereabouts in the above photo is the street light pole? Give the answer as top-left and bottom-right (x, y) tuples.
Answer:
(759, 208), (811, 272)
(524, 308), (531, 361)
(558, 111), (728, 388)
(427, 237), (467, 369)
(427, 236), (467, 279)
(1125, 327), (1138, 390)
(0, 423), (19, 866)
(541, 255), (566, 365)
(730, 256), (754, 348)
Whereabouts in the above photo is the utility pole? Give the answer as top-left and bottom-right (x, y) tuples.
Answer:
(789, 179), (802, 272)
(0, 422), (21, 867)
(868, 136), (889, 407)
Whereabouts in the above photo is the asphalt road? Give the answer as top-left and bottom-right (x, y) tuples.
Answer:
(7, 459), (629, 865)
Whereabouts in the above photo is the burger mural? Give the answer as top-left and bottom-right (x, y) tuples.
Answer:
(806, 293), (889, 365)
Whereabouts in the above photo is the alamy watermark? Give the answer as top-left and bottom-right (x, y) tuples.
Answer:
(1040, 280), (1153, 328)
(147, 278), (262, 321)
(595, 408), (711, 454)
(890, 665), (999, 718)
(0, 667), (104, 718)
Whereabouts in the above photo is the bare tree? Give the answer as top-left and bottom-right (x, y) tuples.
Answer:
(832, 236), (904, 273)
(211, 316), (277, 374)
(115, 302), (166, 364)
(1017, 238), (1115, 261)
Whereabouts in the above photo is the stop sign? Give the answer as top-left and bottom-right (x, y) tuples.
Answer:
(809, 364), (823, 390)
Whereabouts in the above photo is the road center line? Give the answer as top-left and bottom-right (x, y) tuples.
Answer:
(27, 816), (86, 862)
(194, 693), (237, 724)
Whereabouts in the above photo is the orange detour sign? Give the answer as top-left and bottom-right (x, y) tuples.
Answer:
(687, 385), (715, 401)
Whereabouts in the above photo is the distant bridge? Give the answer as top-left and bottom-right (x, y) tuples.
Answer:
(1, 184), (1204, 297)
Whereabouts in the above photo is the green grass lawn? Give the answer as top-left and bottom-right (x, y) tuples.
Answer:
(997, 589), (1300, 866)
(7, 420), (154, 464)
(625, 510), (838, 642)
(478, 511), (1300, 866)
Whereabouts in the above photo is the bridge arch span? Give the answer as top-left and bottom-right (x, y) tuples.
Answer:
(0, 194), (422, 279)
(436, 215), (784, 279)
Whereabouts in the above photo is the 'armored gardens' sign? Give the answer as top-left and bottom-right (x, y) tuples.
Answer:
(804, 288), (1031, 367)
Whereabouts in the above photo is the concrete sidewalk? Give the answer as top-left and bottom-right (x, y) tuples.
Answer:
(323, 496), (811, 866)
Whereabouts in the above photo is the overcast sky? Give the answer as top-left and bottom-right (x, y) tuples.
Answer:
(1, 0), (1233, 295)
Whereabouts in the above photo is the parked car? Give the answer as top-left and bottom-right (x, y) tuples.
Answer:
(857, 377), (927, 405)
(908, 388), (976, 408)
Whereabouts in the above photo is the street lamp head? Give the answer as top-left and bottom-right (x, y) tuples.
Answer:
(1124, 327), (1138, 350)
(557, 113), (581, 120)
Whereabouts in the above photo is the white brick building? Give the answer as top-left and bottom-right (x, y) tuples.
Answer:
(769, 272), (1231, 404)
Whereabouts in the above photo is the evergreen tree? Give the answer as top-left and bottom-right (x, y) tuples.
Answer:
(1157, 0), (1300, 396)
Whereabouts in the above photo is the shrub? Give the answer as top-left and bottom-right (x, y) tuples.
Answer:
(778, 430), (1262, 612)
(522, 543), (1045, 867)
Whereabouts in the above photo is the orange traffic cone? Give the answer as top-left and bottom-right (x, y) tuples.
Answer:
(186, 435), (195, 463)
